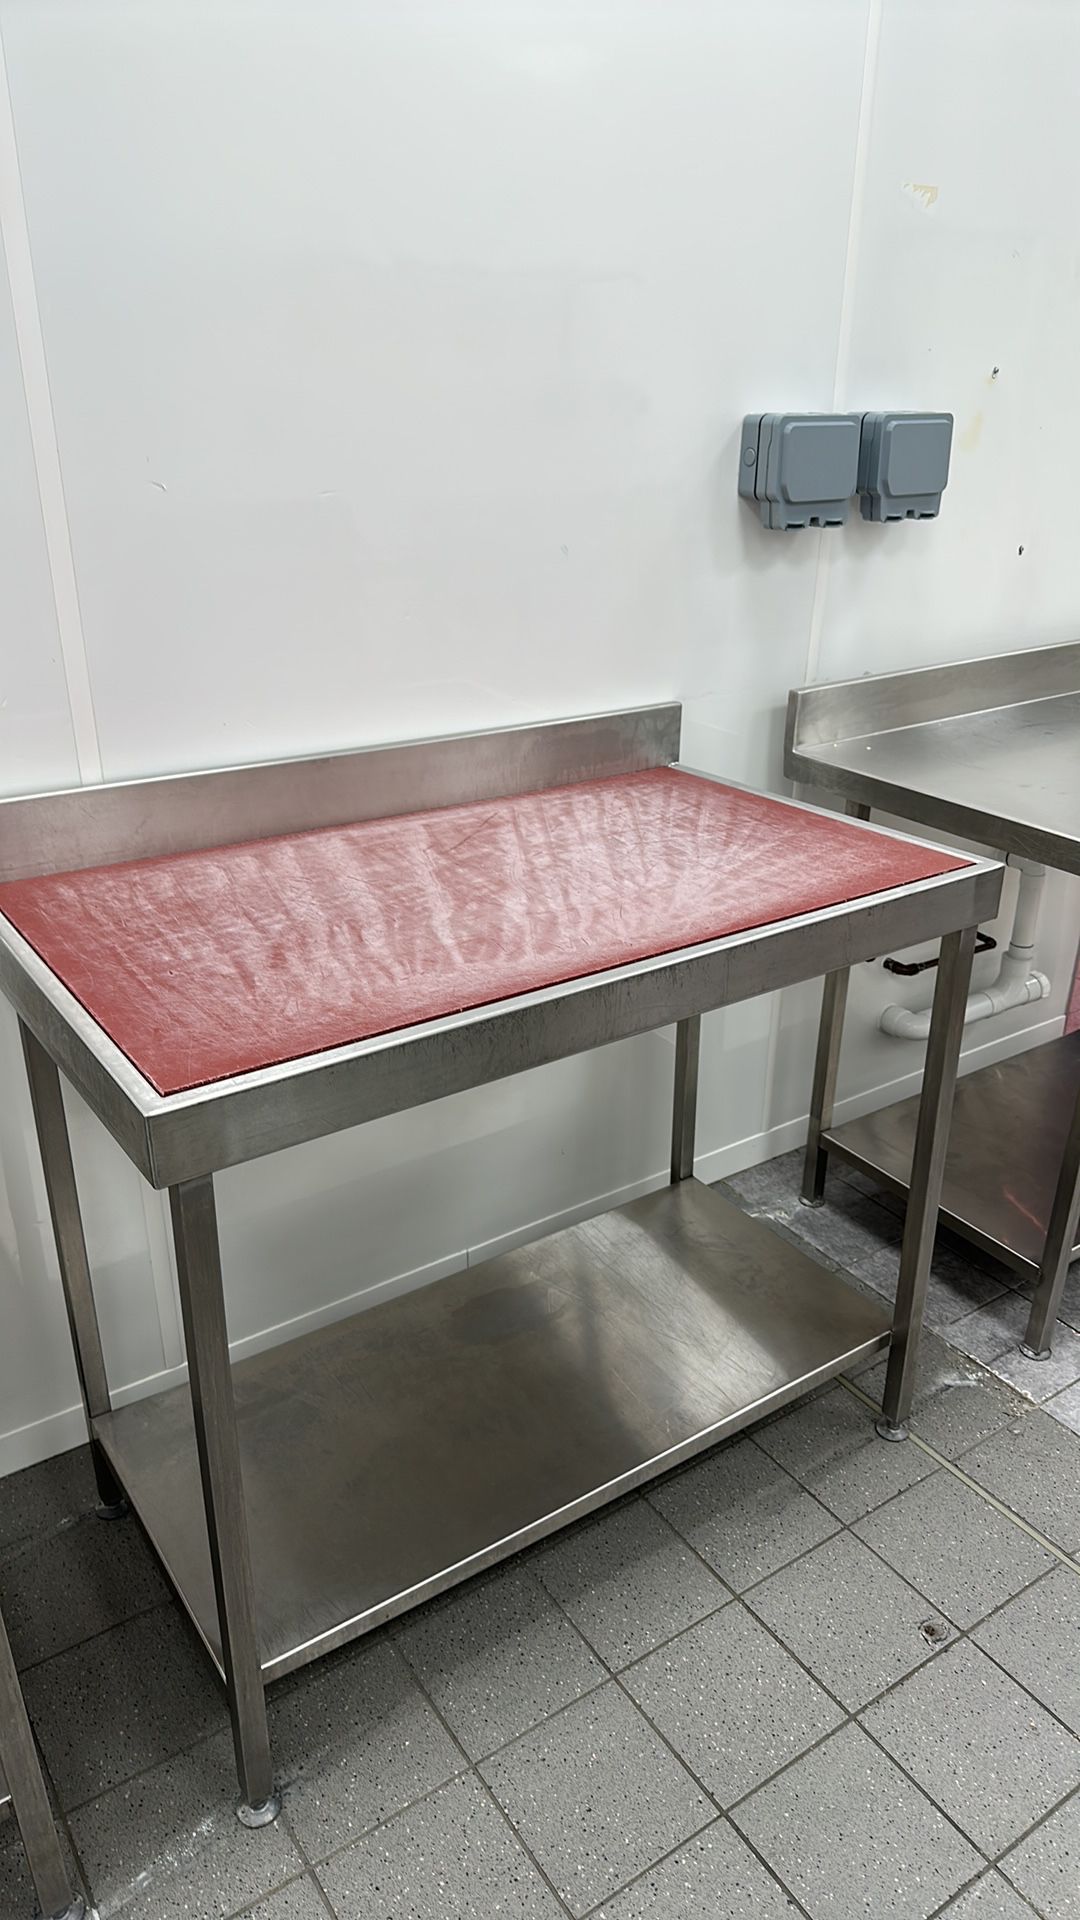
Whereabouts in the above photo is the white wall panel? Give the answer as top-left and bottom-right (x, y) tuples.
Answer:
(1, 0), (868, 778)
(0, 233), (89, 1467)
(0, 235), (76, 793)
(818, 0), (1080, 681)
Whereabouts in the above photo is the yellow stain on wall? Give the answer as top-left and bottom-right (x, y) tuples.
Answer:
(958, 409), (984, 453)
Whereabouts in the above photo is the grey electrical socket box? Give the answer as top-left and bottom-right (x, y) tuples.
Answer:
(858, 412), (953, 521)
(739, 412), (861, 529)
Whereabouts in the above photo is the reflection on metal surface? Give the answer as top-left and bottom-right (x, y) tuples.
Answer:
(826, 1035), (1080, 1276)
(95, 1179), (888, 1683)
(786, 640), (1080, 875)
(0, 703), (683, 884)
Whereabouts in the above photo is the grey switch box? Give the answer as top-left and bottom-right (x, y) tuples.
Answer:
(858, 412), (953, 521)
(740, 412), (861, 529)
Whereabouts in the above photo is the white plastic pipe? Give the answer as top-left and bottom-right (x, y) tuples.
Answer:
(880, 857), (1051, 1040)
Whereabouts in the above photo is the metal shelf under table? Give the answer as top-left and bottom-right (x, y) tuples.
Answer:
(94, 1178), (888, 1683)
(825, 1034), (1080, 1280)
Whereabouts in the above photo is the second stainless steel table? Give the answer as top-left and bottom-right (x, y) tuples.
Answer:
(0, 706), (1000, 1818)
(787, 639), (1080, 1357)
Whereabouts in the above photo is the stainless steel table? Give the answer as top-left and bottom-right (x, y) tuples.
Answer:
(0, 706), (1000, 1818)
(1, 1605), (84, 1918)
(787, 640), (1080, 1357)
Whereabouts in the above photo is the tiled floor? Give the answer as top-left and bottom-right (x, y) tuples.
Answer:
(3, 1148), (1080, 1920)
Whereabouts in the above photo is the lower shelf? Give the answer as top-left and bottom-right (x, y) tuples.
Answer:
(95, 1177), (888, 1684)
(825, 1032), (1080, 1277)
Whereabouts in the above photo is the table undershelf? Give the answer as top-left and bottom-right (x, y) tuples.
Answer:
(824, 1033), (1080, 1277)
(94, 1177), (888, 1683)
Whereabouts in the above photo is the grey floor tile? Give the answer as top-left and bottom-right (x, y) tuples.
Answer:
(21, 1604), (227, 1809)
(746, 1530), (951, 1710)
(591, 1818), (796, 1919)
(940, 1871), (1041, 1919)
(959, 1413), (1080, 1551)
(988, 1322), (1080, 1403)
(720, 1149), (802, 1212)
(232, 1877), (331, 1919)
(853, 1472), (1053, 1629)
(834, 1165), (907, 1218)
(974, 1566), (1080, 1736)
(753, 1385), (933, 1521)
(944, 1295), (1033, 1366)
(533, 1499), (727, 1670)
(863, 1243), (1010, 1328)
(397, 1564), (603, 1761)
(860, 1639), (1080, 1856)
(269, 1637), (463, 1861)
(1045, 1379), (1080, 1434)
(480, 1682), (712, 1918)
(0, 1509), (169, 1668)
(317, 1774), (563, 1920)
(648, 1439), (838, 1590)
(1000, 1789), (1080, 1918)
(732, 1722), (981, 1920)
(859, 1332), (1027, 1459)
(621, 1602), (842, 1804)
(69, 1727), (303, 1920)
(0, 1444), (96, 1554)
(785, 1190), (903, 1275)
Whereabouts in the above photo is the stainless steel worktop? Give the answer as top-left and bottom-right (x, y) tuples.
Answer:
(786, 640), (1080, 870)
(0, 705), (995, 1817)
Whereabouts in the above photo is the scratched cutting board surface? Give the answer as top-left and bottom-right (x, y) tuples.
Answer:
(0, 768), (967, 1094)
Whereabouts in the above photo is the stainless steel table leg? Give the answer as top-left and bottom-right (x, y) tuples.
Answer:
(170, 1177), (279, 1824)
(801, 969), (851, 1206)
(800, 800), (870, 1207)
(878, 924), (977, 1440)
(671, 1015), (701, 1183)
(0, 1607), (84, 1920)
(19, 1022), (126, 1519)
(1021, 1077), (1080, 1358)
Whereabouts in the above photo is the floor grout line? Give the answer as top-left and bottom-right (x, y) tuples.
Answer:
(839, 1374), (1080, 1575)
(220, 1864), (325, 1920)
(271, 1813), (352, 1920)
(12, 1591), (175, 1683)
(985, 1770), (1080, 1873)
(387, 1638), (579, 1919)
